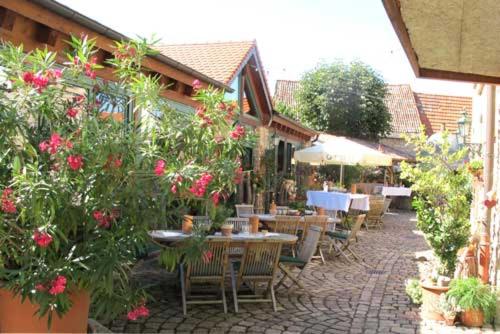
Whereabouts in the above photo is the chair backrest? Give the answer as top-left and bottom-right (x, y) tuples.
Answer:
(188, 239), (229, 279)
(238, 241), (282, 279)
(297, 225), (322, 263)
(367, 196), (385, 221)
(272, 215), (301, 235)
(235, 204), (254, 217)
(276, 206), (290, 215)
(225, 217), (249, 232)
(302, 215), (328, 241)
(383, 197), (392, 214)
(185, 215), (212, 231)
(347, 214), (366, 244)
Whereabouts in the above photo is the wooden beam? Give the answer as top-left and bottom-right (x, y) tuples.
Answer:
(382, 0), (420, 77)
(419, 68), (500, 85)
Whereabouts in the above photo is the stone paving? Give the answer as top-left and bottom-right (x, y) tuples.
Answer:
(106, 211), (497, 334)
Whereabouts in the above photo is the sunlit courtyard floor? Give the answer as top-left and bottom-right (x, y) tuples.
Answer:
(104, 211), (497, 334)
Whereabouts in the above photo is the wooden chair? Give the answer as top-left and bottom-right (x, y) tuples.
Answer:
(383, 197), (392, 214)
(268, 215), (301, 235)
(235, 204), (254, 217)
(302, 215), (329, 264)
(180, 239), (231, 315)
(276, 225), (322, 291)
(365, 196), (385, 229)
(326, 214), (367, 264)
(230, 241), (283, 312)
(225, 217), (249, 233)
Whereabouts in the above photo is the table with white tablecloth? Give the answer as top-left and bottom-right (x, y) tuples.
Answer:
(306, 191), (370, 212)
(382, 186), (412, 197)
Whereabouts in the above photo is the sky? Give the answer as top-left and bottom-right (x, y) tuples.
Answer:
(57, 0), (473, 96)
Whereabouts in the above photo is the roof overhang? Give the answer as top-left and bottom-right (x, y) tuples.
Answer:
(383, 0), (500, 84)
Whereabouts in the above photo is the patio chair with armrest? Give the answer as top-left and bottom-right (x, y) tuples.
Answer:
(267, 215), (301, 256)
(230, 240), (283, 312)
(276, 225), (322, 291)
(365, 196), (385, 230)
(180, 239), (231, 315)
(326, 214), (367, 264)
(235, 204), (254, 217)
(302, 215), (329, 264)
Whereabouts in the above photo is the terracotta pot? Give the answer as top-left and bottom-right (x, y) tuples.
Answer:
(0, 287), (90, 333)
(249, 215), (259, 234)
(444, 315), (456, 326)
(182, 215), (193, 234)
(221, 225), (233, 236)
(316, 207), (326, 216)
(350, 184), (357, 194)
(420, 282), (449, 321)
(461, 309), (484, 327)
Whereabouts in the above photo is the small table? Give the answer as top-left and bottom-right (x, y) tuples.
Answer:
(306, 191), (370, 211)
(149, 230), (298, 245)
(382, 186), (412, 197)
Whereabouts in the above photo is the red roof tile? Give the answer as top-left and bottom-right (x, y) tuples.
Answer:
(384, 85), (422, 138)
(274, 80), (301, 109)
(413, 93), (472, 135)
(156, 41), (256, 85)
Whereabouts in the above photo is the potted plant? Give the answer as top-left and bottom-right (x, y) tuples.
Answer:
(438, 294), (460, 326)
(0, 35), (253, 332)
(401, 130), (472, 321)
(405, 278), (423, 305)
(446, 277), (496, 327)
(467, 159), (483, 180)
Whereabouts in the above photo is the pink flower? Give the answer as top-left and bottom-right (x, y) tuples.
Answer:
(35, 284), (46, 292)
(195, 107), (205, 118)
(33, 231), (53, 248)
(217, 102), (226, 110)
(1, 188), (16, 214)
(22, 72), (34, 84)
(73, 95), (85, 103)
(93, 210), (112, 228)
(41, 133), (63, 155)
(53, 69), (63, 79)
(67, 155), (84, 171)
(234, 167), (243, 185)
(113, 158), (123, 168)
(73, 56), (80, 65)
(189, 173), (213, 197)
(65, 140), (73, 149)
(192, 79), (202, 91)
(48, 275), (67, 295)
(66, 107), (79, 118)
(127, 305), (149, 321)
(230, 125), (245, 140)
(33, 74), (49, 92)
(171, 184), (177, 194)
(154, 160), (166, 176)
(39, 141), (49, 152)
(211, 192), (220, 206)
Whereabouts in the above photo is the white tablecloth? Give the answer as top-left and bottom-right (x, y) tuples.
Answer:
(306, 191), (370, 212)
(382, 186), (412, 197)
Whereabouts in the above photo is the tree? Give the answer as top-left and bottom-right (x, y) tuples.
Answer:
(296, 61), (391, 140)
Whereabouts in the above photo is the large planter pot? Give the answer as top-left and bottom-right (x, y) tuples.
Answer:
(420, 282), (449, 321)
(461, 309), (484, 327)
(0, 287), (90, 333)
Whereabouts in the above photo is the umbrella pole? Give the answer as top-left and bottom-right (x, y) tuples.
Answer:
(340, 164), (344, 187)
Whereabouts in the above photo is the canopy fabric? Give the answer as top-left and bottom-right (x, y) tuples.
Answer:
(294, 136), (392, 167)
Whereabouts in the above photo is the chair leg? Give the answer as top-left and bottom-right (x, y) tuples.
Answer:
(230, 262), (239, 313)
(318, 247), (326, 264)
(280, 264), (305, 290)
(179, 265), (187, 316)
(275, 264), (288, 290)
(221, 281), (228, 314)
(270, 283), (278, 312)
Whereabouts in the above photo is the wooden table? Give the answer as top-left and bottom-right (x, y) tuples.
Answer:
(149, 230), (298, 245)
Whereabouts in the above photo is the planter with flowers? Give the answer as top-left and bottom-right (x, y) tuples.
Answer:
(0, 35), (253, 332)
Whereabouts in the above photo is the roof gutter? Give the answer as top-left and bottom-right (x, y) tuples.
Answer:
(30, 0), (233, 92)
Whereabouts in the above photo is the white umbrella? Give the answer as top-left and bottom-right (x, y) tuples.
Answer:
(294, 135), (392, 184)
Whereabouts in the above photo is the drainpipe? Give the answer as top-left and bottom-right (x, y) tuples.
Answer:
(479, 84), (495, 284)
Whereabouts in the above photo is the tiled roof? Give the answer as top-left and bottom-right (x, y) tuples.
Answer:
(384, 85), (422, 138)
(274, 80), (300, 108)
(413, 93), (472, 135)
(155, 41), (256, 84)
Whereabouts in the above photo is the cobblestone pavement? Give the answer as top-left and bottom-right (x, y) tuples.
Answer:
(106, 211), (497, 334)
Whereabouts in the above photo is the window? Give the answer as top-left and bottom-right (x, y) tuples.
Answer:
(242, 77), (258, 118)
(242, 147), (253, 170)
(277, 140), (285, 173)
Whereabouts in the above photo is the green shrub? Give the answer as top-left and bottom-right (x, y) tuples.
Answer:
(446, 277), (497, 321)
(405, 279), (423, 305)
